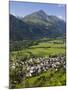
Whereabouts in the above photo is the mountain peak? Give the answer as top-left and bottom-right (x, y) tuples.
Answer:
(38, 10), (46, 14)
(24, 10), (48, 21)
(35, 10), (47, 16)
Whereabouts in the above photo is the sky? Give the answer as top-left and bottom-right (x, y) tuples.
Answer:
(9, 1), (66, 21)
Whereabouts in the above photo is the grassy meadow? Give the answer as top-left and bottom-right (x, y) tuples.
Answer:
(10, 38), (65, 60)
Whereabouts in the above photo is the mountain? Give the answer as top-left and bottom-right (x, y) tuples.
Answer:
(10, 14), (34, 41)
(23, 10), (50, 25)
(23, 10), (65, 25)
(10, 10), (66, 41)
(23, 10), (66, 37)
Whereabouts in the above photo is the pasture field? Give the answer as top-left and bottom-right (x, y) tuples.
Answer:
(10, 38), (66, 61)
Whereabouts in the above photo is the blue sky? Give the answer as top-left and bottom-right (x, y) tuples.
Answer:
(9, 1), (66, 21)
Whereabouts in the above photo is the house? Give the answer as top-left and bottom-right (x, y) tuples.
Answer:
(11, 56), (66, 77)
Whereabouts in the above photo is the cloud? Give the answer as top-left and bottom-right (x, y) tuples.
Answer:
(58, 4), (65, 7)
(11, 12), (16, 16)
(58, 15), (62, 19)
(57, 15), (64, 20)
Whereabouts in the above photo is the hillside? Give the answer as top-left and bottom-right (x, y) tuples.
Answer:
(10, 10), (66, 41)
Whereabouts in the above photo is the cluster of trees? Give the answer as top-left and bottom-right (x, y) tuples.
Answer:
(10, 40), (38, 51)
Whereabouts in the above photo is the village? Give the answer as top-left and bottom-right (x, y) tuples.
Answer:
(10, 55), (66, 78)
